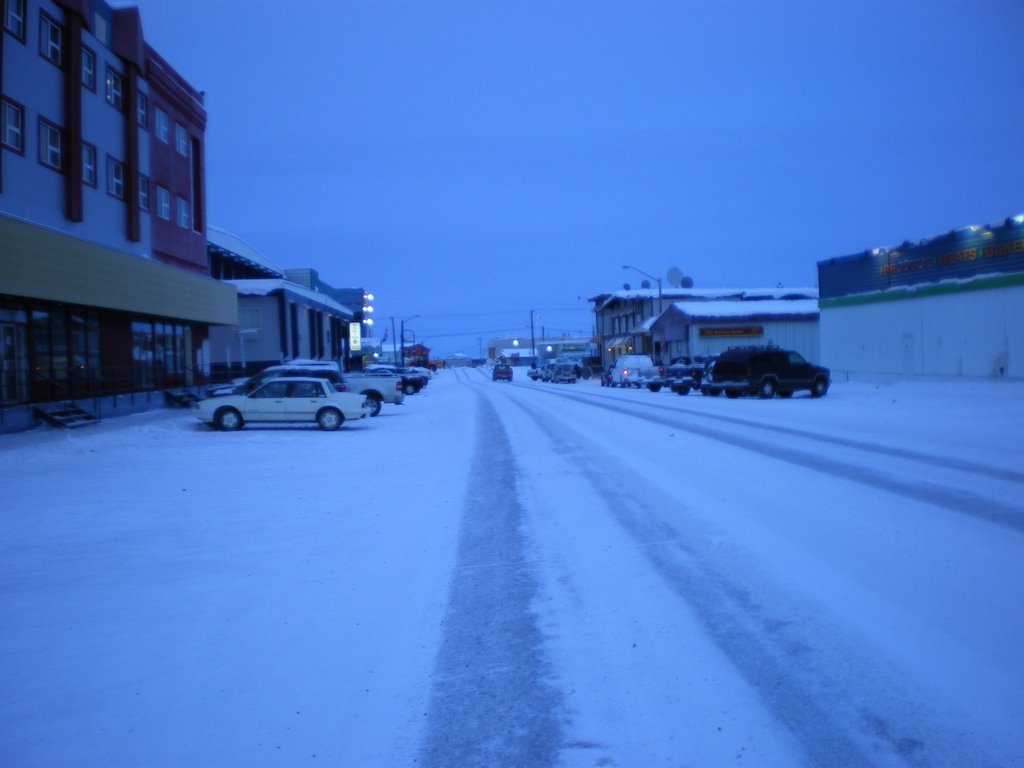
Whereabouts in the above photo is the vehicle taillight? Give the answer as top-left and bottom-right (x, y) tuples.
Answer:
(395, 381), (403, 392)
(338, 384), (348, 392)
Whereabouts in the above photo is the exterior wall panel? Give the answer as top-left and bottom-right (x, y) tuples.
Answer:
(821, 284), (1023, 379)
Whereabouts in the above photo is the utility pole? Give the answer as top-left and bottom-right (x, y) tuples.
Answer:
(530, 310), (536, 367)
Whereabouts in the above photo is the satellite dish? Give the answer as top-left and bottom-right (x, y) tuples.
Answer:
(680, 276), (694, 288)
(667, 267), (684, 286)
(640, 279), (651, 289)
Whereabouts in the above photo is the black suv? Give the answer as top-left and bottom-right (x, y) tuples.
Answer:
(701, 346), (830, 399)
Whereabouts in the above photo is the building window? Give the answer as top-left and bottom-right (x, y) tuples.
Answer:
(238, 308), (262, 330)
(176, 196), (189, 229)
(82, 143), (97, 186)
(139, 175), (150, 210)
(156, 186), (170, 220)
(175, 123), (188, 156)
(2, 99), (24, 153)
(155, 107), (168, 142)
(4, 0), (26, 40)
(38, 118), (63, 171)
(40, 12), (62, 67)
(81, 46), (96, 90)
(105, 67), (123, 111)
(136, 93), (148, 128)
(106, 156), (124, 198)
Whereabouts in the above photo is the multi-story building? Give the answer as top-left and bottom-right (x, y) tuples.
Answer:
(0, 0), (235, 432)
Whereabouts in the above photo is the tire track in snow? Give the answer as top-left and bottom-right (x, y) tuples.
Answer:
(516, 384), (1024, 532)
(492, 384), (999, 768)
(417, 382), (563, 767)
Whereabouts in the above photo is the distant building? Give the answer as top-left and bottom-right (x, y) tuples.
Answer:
(0, 0), (234, 433)
(206, 228), (354, 376)
(818, 215), (1024, 379)
(486, 335), (594, 365)
(591, 288), (819, 366)
(649, 297), (820, 364)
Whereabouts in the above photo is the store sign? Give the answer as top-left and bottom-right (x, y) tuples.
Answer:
(700, 326), (764, 338)
(819, 221), (1024, 300)
(349, 322), (361, 352)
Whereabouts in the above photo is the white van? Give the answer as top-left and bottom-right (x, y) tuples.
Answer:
(610, 355), (658, 388)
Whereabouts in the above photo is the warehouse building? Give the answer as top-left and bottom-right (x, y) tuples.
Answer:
(818, 215), (1024, 380)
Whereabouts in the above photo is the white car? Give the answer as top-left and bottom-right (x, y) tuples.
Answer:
(194, 377), (371, 431)
(609, 354), (658, 387)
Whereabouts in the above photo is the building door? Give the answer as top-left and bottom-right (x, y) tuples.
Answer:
(901, 333), (915, 376)
(1, 323), (26, 402)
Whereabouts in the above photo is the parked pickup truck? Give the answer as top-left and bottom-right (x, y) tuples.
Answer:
(646, 363), (696, 394)
(343, 370), (406, 416)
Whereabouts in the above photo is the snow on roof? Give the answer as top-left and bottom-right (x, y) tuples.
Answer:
(591, 287), (818, 311)
(207, 225), (285, 276)
(668, 298), (820, 319)
(226, 279), (353, 318)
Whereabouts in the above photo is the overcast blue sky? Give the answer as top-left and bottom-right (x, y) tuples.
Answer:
(118, 0), (1024, 357)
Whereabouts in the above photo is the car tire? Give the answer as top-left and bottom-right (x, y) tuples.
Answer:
(759, 379), (777, 399)
(403, 382), (416, 395)
(317, 408), (343, 430)
(215, 407), (243, 431)
(648, 384), (662, 393)
(676, 386), (690, 396)
(811, 378), (829, 398)
(725, 390), (740, 399)
(363, 393), (382, 417)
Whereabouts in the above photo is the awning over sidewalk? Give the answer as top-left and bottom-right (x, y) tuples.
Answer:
(0, 214), (237, 325)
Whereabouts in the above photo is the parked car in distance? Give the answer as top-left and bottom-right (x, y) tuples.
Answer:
(670, 356), (708, 389)
(551, 363), (578, 383)
(365, 364), (426, 394)
(663, 363), (696, 394)
(608, 355), (658, 388)
(492, 364), (513, 382)
(194, 377), (371, 430)
(526, 366), (543, 381)
(701, 346), (830, 399)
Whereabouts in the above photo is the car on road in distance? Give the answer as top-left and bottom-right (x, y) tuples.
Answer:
(551, 363), (578, 383)
(526, 366), (542, 381)
(701, 346), (830, 398)
(194, 377), (372, 430)
(492, 364), (513, 382)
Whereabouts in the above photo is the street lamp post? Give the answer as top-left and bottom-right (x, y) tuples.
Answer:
(530, 310), (536, 368)
(399, 315), (420, 367)
(622, 264), (663, 359)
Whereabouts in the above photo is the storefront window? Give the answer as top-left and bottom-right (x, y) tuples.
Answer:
(1, 302), (28, 403)
(132, 320), (153, 389)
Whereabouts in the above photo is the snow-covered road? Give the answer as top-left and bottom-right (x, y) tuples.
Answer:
(2, 369), (1022, 767)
